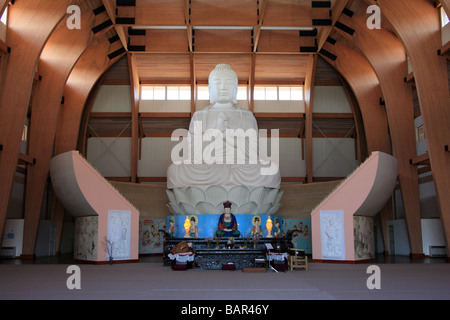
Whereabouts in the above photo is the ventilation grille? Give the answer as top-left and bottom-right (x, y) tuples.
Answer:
(429, 245), (447, 257)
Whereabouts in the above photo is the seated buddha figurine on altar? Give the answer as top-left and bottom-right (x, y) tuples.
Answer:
(167, 63), (281, 190)
(215, 201), (240, 238)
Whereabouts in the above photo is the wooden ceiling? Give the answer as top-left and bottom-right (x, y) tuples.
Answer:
(89, 0), (392, 139)
(98, 0), (347, 83)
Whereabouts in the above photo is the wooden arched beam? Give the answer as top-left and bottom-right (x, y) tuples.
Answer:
(0, 0), (68, 243)
(321, 42), (390, 154)
(0, 1), (7, 17)
(54, 41), (125, 155)
(377, 0), (450, 257)
(21, 6), (98, 258)
(440, 0), (450, 17)
(51, 34), (125, 254)
(335, 11), (423, 256)
(320, 40), (393, 253)
(340, 76), (368, 163)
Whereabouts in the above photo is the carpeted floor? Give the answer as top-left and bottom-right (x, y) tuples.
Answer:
(0, 255), (449, 301)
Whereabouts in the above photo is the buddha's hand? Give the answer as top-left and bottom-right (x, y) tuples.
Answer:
(216, 112), (229, 133)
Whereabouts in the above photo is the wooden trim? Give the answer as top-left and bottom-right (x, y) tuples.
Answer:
(106, 177), (132, 182)
(140, 80), (192, 85)
(304, 54), (318, 183)
(139, 112), (191, 118)
(0, 38), (8, 54)
(90, 112), (132, 118)
(18, 153), (35, 165)
(128, 52), (140, 184)
(410, 153), (429, 165)
(312, 113), (353, 119)
(281, 177), (306, 183)
(254, 112), (304, 118)
(137, 177), (167, 183)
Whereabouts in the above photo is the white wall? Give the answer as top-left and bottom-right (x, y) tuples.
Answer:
(313, 138), (358, 177)
(1, 219), (24, 257)
(387, 220), (411, 255)
(313, 86), (352, 113)
(421, 219), (446, 256)
(254, 100), (304, 113)
(86, 137), (132, 177)
(91, 85), (131, 113)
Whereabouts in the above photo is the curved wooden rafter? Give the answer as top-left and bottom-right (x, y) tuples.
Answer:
(333, 7), (424, 256)
(375, 0), (450, 257)
(51, 31), (125, 255)
(0, 0), (69, 247)
(21, 6), (102, 258)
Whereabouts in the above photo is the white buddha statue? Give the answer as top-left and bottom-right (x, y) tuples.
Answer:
(167, 64), (280, 190)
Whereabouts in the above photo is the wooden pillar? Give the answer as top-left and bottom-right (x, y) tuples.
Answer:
(304, 54), (317, 183)
(21, 7), (95, 258)
(338, 11), (423, 256)
(0, 0), (67, 245)
(128, 53), (140, 183)
(378, 0), (450, 256)
(340, 77), (368, 163)
(190, 52), (196, 114)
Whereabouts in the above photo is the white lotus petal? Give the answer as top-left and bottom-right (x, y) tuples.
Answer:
(256, 203), (272, 215)
(196, 201), (221, 215)
(268, 203), (282, 215)
(167, 203), (183, 215)
(186, 186), (205, 206)
(173, 188), (187, 205)
(249, 186), (267, 205)
(205, 186), (228, 206)
(166, 190), (177, 205)
(274, 190), (284, 205)
(237, 201), (258, 214)
(179, 202), (196, 215)
(228, 186), (250, 206)
(264, 188), (279, 205)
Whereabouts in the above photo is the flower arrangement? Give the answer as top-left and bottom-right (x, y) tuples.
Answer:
(252, 235), (260, 249)
(242, 233), (251, 249)
(205, 238), (214, 248)
(214, 235), (222, 249)
(226, 237), (236, 249)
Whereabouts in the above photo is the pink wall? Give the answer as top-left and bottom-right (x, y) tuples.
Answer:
(72, 151), (139, 262)
(311, 152), (398, 262)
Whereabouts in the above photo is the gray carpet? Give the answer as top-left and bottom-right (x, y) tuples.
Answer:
(1, 259), (449, 300)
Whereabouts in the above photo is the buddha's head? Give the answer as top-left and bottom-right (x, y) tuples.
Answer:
(208, 64), (238, 105)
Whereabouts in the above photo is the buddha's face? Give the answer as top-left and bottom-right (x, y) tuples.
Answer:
(210, 78), (237, 104)
(208, 64), (238, 104)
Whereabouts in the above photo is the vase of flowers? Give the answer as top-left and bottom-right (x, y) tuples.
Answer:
(252, 236), (260, 249)
(242, 233), (250, 249)
(227, 237), (236, 249)
(205, 238), (213, 249)
(214, 236), (222, 249)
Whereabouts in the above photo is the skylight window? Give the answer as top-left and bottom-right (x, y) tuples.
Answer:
(141, 85), (191, 101)
(254, 86), (304, 101)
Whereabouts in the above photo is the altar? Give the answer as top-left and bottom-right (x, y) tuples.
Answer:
(163, 237), (292, 270)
